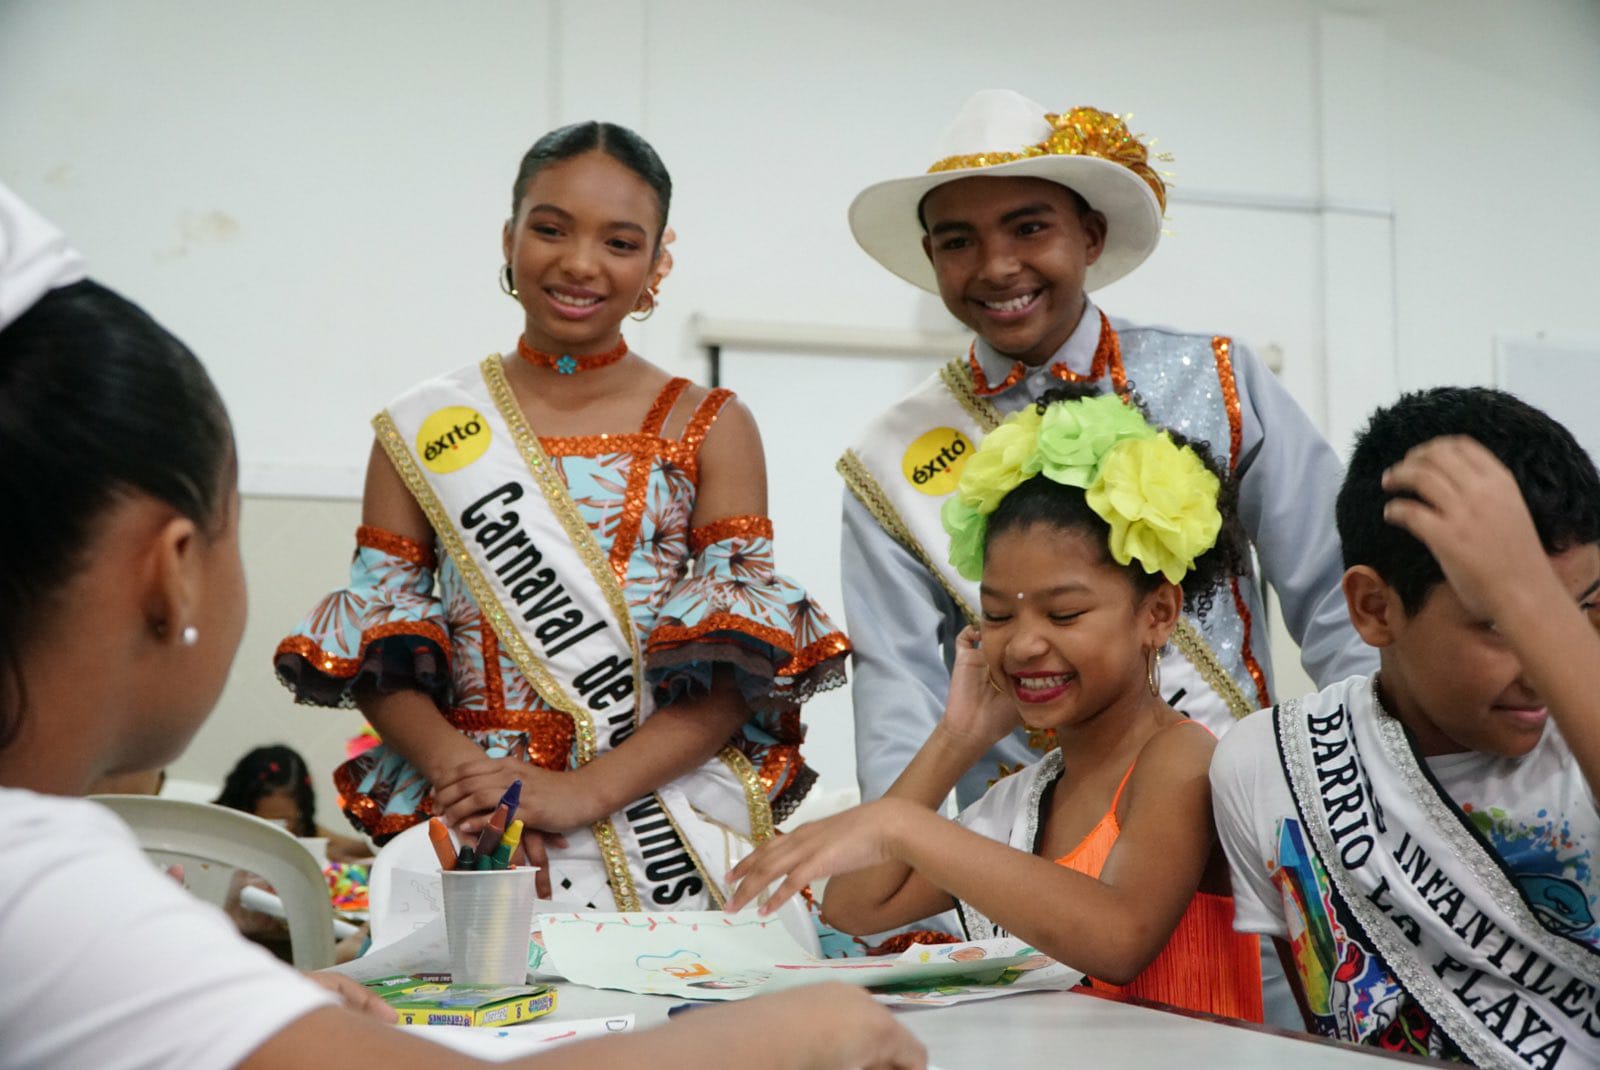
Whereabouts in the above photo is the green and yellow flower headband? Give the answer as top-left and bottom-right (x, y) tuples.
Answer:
(940, 394), (1222, 584)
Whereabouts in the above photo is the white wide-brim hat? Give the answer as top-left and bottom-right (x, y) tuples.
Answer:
(849, 90), (1166, 294)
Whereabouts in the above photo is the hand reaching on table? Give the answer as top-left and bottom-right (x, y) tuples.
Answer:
(724, 798), (919, 915)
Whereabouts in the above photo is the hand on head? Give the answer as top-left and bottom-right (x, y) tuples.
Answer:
(1382, 435), (1554, 623)
(941, 625), (1021, 748)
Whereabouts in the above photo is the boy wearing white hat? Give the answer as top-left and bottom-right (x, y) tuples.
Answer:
(840, 90), (1371, 808)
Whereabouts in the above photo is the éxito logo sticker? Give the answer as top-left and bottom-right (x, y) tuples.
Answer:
(417, 406), (490, 474)
(901, 427), (973, 496)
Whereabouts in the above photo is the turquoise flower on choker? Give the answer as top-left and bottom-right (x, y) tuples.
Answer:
(516, 336), (630, 374)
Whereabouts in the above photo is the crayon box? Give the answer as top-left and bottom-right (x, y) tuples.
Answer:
(362, 974), (556, 1028)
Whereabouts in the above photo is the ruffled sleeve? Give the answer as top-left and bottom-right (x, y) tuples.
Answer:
(273, 525), (451, 709)
(646, 515), (848, 709)
(645, 516), (849, 820)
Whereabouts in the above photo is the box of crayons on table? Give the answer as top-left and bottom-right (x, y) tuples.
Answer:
(362, 974), (557, 1027)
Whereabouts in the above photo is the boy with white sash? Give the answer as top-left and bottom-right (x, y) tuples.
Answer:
(839, 89), (1371, 808)
(1211, 387), (1600, 1067)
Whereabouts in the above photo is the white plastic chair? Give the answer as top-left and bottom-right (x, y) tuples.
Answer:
(91, 794), (336, 970)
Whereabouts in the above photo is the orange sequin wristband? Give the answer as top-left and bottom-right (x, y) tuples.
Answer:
(357, 524), (436, 569)
(688, 515), (774, 554)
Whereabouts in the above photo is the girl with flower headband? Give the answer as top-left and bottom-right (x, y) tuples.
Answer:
(730, 388), (1264, 1021)
(840, 90), (1368, 825)
(274, 123), (848, 917)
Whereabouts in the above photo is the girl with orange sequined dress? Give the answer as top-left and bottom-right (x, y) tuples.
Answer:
(728, 388), (1264, 1021)
(275, 123), (847, 916)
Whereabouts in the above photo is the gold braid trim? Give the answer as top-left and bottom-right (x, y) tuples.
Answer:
(1170, 616), (1253, 720)
(938, 359), (1003, 433)
(376, 385), (647, 910)
(837, 449), (979, 625)
(481, 356), (642, 671)
(717, 745), (775, 844)
(483, 356), (734, 911)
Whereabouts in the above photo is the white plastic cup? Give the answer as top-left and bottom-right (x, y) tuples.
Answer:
(440, 867), (539, 985)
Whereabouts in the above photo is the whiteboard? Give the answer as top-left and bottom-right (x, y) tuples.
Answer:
(1495, 335), (1600, 465)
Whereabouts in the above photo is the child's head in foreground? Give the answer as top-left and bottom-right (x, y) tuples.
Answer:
(944, 386), (1247, 733)
(0, 278), (240, 783)
(214, 744), (317, 837)
(1336, 386), (1600, 758)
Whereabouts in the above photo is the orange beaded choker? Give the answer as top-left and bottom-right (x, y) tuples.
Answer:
(517, 336), (629, 375)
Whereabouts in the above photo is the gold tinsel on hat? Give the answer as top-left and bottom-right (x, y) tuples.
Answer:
(927, 106), (1169, 213)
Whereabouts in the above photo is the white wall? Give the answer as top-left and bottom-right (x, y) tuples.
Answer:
(4, 0), (1598, 831)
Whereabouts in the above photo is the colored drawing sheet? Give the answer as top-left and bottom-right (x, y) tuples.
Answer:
(538, 911), (1043, 1001)
(869, 957), (1084, 1007)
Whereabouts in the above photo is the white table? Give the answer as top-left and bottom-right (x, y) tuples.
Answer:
(546, 983), (1435, 1069)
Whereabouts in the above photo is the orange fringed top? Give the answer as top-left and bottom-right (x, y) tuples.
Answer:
(1057, 734), (1264, 1023)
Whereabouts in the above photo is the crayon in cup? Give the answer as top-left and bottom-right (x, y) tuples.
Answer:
(428, 818), (457, 871)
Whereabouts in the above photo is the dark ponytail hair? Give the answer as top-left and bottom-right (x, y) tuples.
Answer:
(985, 385), (1251, 617)
(510, 121), (672, 246)
(214, 744), (317, 836)
(0, 280), (233, 750)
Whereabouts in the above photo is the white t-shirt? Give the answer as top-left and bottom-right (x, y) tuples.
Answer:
(0, 787), (334, 1070)
(1211, 675), (1600, 944)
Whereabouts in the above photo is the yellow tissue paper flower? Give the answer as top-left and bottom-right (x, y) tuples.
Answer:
(1085, 435), (1222, 584)
(955, 404), (1042, 513)
(941, 495), (989, 582)
(1034, 393), (1155, 487)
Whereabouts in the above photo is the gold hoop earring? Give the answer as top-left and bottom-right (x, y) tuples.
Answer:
(629, 291), (656, 322)
(986, 670), (1006, 695)
(499, 264), (518, 298)
(1146, 647), (1163, 699)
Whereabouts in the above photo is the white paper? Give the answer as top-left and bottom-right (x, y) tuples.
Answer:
(402, 1015), (635, 1059)
(539, 911), (1045, 1001)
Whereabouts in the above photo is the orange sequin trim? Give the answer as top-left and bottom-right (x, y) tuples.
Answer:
(1050, 311), (1126, 393)
(1211, 337), (1243, 469)
(1230, 579), (1271, 709)
(357, 524), (436, 569)
(681, 388), (733, 458)
(688, 515), (774, 554)
(276, 635), (359, 677)
(757, 744), (801, 797)
(1209, 336), (1267, 707)
(274, 620), (451, 680)
(648, 614), (851, 675)
(649, 612), (792, 656)
(965, 311), (1125, 397)
(539, 433), (696, 465)
(442, 707), (575, 770)
(642, 377), (692, 437)
(780, 632), (851, 677)
(609, 379), (693, 583)
(966, 343), (1028, 397)
(868, 931), (962, 955)
(517, 334), (629, 374)
(334, 762), (435, 840)
(483, 626), (505, 714)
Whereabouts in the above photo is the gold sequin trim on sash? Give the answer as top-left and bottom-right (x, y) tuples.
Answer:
(837, 448), (979, 625)
(1170, 616), (1253, 720)
(938, 359), (1003, 433)
(376, 381), (650, 910)
(717, 745), (775, 844)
